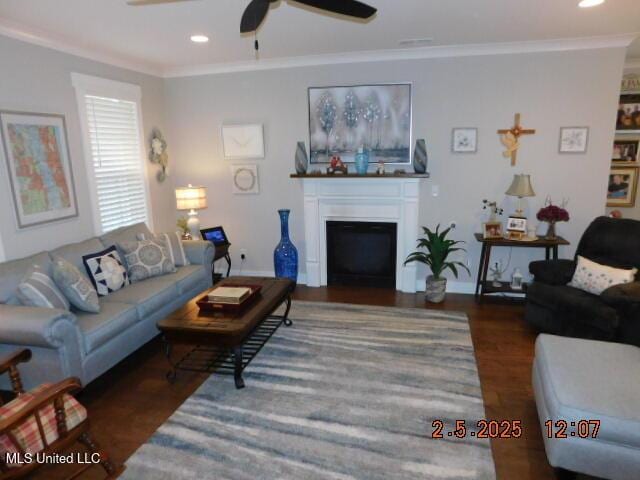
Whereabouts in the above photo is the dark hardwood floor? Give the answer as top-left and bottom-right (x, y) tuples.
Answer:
(29, 286), (591, 480)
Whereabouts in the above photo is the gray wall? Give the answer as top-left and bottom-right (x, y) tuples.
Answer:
(165, 48), (626, 290)
(0, 35), (175, 261)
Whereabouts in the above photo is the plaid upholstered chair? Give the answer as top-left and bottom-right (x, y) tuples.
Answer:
(0, 349), (122, 479)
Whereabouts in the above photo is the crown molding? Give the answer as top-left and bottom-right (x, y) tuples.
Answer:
(0, 18), (163, 77)
(164, 33), (638, 78)
(0, 17), (635, 80)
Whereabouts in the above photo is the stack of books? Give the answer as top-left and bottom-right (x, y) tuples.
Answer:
(208, 286), (252, 305)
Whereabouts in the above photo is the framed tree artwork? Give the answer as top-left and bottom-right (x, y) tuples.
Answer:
(308, 83), (412, 164)
(0, 111), (78, 229)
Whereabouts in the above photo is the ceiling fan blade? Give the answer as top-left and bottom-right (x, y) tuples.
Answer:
(289, 0), (376, 19)
(126, 0), (197, 6)
(240, 0), (271, 33)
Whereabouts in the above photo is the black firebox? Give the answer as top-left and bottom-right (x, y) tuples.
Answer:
(326, 221), (397, 288)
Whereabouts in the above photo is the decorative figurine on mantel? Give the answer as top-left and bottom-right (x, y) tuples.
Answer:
(327, 155), (348, 174)
(376, 161), (385, 175)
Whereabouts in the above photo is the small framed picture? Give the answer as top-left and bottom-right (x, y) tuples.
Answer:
(452, 128), (478, 153)
(612, 138), (639, 164)
(607, 166), (638, 207)
(483, 221), (503, 239)
(559, 127), (589, 153)
(230, 164), (260, 194)
(507, 216), (527, 233)
(617, 94), (640, 131)
(222, 124), (264, 159)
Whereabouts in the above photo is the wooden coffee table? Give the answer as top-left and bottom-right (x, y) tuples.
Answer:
(157, 276), (294, 389)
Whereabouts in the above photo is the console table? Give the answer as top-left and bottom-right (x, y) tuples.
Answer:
(474, 233), (570, 302)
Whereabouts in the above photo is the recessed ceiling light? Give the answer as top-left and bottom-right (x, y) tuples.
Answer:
(190, 35), (209, 43)
(578, 0), (605, 7)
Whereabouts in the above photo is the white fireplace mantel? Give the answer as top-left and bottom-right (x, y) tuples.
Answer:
(299, 177), (424, 293)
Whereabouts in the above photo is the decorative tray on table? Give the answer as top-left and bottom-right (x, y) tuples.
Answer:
(196, 284), (262, 313)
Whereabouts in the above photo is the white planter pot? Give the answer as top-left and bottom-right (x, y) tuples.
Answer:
(425, 275), (447, 303)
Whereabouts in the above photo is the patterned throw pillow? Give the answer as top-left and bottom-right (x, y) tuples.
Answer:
(137, 231), (190, 267)
(82, 246), (130, 297)
(16, 265), (70, 310)
(52, 256), (100, 313)
(118, 239), (176, 283)
(569, 255), (638, 296)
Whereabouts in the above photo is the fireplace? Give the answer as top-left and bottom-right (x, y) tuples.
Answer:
(326, 221), (397, 288)
(298, 176), (423, 292)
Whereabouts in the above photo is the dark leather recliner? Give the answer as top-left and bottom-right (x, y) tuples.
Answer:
(525, 216), (640, 347)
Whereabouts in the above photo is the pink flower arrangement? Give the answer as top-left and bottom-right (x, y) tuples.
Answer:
(537, 202), (570, 223)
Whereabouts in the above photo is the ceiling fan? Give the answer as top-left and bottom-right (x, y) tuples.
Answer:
(126, 0), (377, 34)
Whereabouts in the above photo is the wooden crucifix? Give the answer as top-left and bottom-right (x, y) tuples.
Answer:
(498, 113), (536, 166)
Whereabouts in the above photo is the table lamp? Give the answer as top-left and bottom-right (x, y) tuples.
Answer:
(505, 174), (535, 217)
(175, 184), (207, 239)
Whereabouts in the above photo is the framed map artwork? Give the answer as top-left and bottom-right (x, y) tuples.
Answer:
(0, 111), (78, 229)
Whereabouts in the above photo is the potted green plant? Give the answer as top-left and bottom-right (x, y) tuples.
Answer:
(404, 225), (470, 303)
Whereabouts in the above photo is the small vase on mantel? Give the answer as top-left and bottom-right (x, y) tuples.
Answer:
(274, 209), (299, 285)
(413, 139), (428, 174)
(295, 141), (308, 175)
(354, 146), (369, 175)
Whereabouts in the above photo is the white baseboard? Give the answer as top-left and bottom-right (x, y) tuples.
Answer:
(415, 278), (476, 294)
(221, 268), (476, 295)
(225, 268), (308, 286)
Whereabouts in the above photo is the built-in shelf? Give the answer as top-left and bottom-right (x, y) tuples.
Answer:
(290, 173), (430, 179)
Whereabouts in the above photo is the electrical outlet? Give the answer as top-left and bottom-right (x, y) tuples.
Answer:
(240, 249), (247, 261)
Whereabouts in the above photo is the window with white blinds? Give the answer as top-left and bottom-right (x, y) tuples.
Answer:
(80, 92), (149, 233)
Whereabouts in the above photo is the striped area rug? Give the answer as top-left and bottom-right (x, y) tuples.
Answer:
(123, 301), (496, 479)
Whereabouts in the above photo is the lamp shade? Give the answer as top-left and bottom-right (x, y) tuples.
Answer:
(505, 174), (535, 198)
(175, 185), (207, 211)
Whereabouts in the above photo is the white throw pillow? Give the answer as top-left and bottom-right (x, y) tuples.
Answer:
(569, 255), (637, 295)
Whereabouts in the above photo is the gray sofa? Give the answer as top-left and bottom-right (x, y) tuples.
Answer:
(0, 223), (213, 390)
(533, 334), (640, 479)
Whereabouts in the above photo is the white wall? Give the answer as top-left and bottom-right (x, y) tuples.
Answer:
(164, 47), (626, 290)
(0, 35), (175, 260)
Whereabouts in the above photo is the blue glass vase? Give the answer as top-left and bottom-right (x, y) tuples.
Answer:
(274, 209), (298, 284)
(354, 147), (369, 175)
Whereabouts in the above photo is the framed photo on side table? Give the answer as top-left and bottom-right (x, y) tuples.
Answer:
(483, 221), (503, 239)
